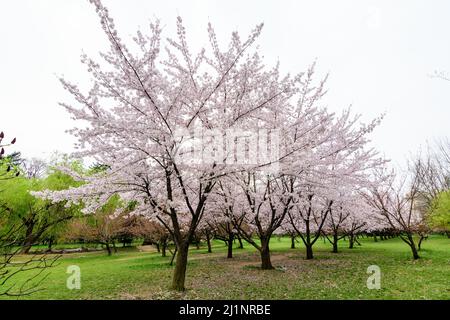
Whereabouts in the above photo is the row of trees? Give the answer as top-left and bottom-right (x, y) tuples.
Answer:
(0, 134), (65, 296)
(33, 0), (385, 292)
(30, 0), (448, 292)
(1, 135), (448, 294)
(1, 0), (445, 294)
(0, 155), (84, 253)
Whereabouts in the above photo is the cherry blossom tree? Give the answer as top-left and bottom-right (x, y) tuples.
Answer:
(31, 0), (388, 289)
(341, 196), (375, 249)
(208, 179), (247, 259)
(34, 0), (316, 291)
(209, 218), (237, 258)
(323, 185), (381, 253)
(288, 186), (332, 259)
(21, 158), (47, 180)
(323, 193), (354, 253)
(193, 217), (214, 253)
(286, 108), (384, 259)
(231, 172), (294, 269)
(365, 170), (425, 259)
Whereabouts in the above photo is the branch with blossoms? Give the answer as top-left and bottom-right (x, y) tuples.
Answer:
(0, 131), (19, 180)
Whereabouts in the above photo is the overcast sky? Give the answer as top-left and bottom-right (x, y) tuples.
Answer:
(1, 0), (449, 168)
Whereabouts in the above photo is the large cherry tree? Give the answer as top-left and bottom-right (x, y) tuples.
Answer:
(36, 0), (313, 291)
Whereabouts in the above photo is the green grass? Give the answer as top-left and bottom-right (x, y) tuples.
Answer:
(1, 235), (449, 300)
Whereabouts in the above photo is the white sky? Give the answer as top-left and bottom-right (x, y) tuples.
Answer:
(1, 0), (449, 168)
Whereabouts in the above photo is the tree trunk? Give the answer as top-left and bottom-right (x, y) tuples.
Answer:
(172, 242), (189, 291)
(418, 235), (426, 251)
(237, 236), (243, 249)
(332, 233), (338, 253)
(305, 244), (314, 260)
(349, 234), (354, 249)
(20, 223), (36, 254)
(105, 243), (112, 256)
(206, 232), (212, 253)
(227, 234), (234, 259)
(48, 238), (54, 251)
(112, 241), (117, 253)
(407, 234), (420, 260)
(290, 236), (295, 249)
(155, 243), (160, 253)
(374, 235), (378, 242)
(169, 247), (177, 266)
(21, 233), (39, 254)
(303, 221), (314, 260)
(260, 238), (273, 270)
(161, 242), (167, 257)
(410, 243), (420, 259)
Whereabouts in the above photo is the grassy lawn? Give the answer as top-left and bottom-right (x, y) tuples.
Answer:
(1, 235), (449, 300)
